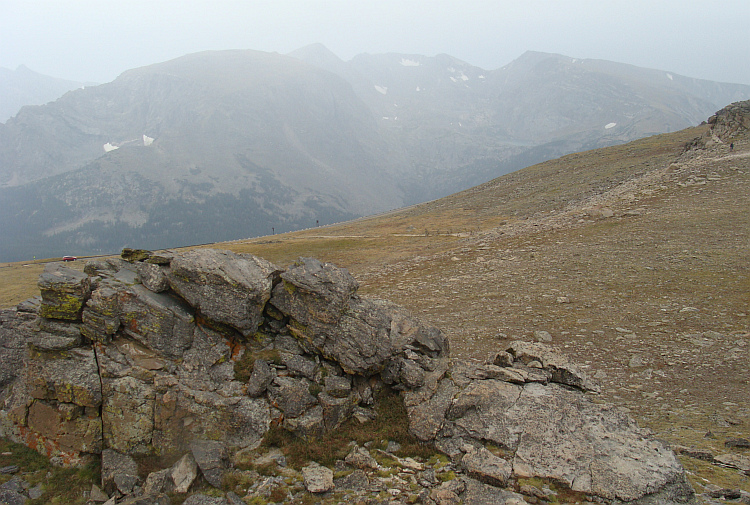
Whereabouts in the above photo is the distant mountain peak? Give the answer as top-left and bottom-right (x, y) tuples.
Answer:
(288, 43), (344, 65)
(0, 65), (92, 122)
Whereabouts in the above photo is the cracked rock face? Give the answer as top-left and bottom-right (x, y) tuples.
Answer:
(0, 250), (448, 462)
(0, 248), (696, 504)
(426, 356), (696, 504)
(167, 249), (281, 337)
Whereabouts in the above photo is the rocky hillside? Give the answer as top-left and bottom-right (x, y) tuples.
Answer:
(0, 248), (696, 504)
(1, 48), (749, 262)
(224, 101), (748, 501)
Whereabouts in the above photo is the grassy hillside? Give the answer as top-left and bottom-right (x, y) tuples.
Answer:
(210, 123), (750, 494)
(2, 121), (748, 494)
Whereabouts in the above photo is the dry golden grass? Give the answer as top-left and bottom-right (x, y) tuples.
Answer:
(0, 258), (86, 308)
(0, 260), (46, 308)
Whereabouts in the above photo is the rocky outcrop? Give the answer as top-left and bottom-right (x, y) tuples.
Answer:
(685, 99), (750, 151)
(0, 248), (696, 504)
(0, 250), (448, 460)
(707, 100), (750, 140)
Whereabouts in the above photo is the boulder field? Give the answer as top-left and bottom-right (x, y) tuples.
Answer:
(0, 248), (696, 504)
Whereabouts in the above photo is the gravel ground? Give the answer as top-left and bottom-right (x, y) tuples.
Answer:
(354, 133), (750, 495)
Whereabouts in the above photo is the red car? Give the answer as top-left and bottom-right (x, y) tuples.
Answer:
(62, 256), (77, 262)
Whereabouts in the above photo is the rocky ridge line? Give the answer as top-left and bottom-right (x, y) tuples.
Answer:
(0, 248), (697, 504)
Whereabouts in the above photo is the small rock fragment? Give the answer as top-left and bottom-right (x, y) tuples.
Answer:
(302, 462), (334, 493)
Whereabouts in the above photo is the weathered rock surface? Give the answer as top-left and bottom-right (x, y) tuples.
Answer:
(171, 452), (199, 493)
(167, 249), (280, 336)
(707, 100), (750, 140)
(37, 263), (92, 321)
(0, 487), (26, 505)
(301, 461), (334, 493)
(0, 248), (697, 504)
(270, 257), (359, 328)
(0, 309), (34, 402)
(714, 453), (750, 473)
(142, 468), (175, 496)
(118, 493), (171, 505)
(182, 495), (230, 505)
(505, 340), (600, 392)
(244, 358), (274, 397)
(345, 445), (379, 470)
(189, 439), (228, 488)
(461, 446), (512, 487)
(433, 352), (695, 504)
(101, 449), (140, 496)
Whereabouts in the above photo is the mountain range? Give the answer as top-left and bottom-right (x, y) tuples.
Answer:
(0, 65), (94, 122)
(1, 45), (749, 262)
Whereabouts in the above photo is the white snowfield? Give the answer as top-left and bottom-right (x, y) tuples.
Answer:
(605, 122), (617, 129)
(374, 85), (388, 95)
(104, 134), (155, 152)
(400, 58), (420, 67)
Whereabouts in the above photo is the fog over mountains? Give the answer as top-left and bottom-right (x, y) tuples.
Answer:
(0, 65), (94, 123)
(1, 46), (749, 261)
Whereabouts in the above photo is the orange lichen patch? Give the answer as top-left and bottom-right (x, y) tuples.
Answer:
(17, 425), (87, 466)
(127, 319), (138, 332)
(18, 426), (39, 452)
(19, 427), (56, 459)
(228, 339), (244, 361)
(270, 411), (284, 427)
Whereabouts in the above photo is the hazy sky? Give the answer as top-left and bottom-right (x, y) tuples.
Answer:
(2, 0), (749, 85)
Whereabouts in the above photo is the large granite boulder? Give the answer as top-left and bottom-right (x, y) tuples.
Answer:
(167, 249), (280, 336)
(271, 259), (447, 376)
(270, 257), (358, 328)
(117, 285), (195, 361)
(426, 345), (696, 504)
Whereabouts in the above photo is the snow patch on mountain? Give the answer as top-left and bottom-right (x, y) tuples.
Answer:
(605, 122), (617, 129)
(103, 143), (119, 152)
(447, 67), (470, 82)
(400, 58), (421, 67)
(374, 85), (388, 95)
